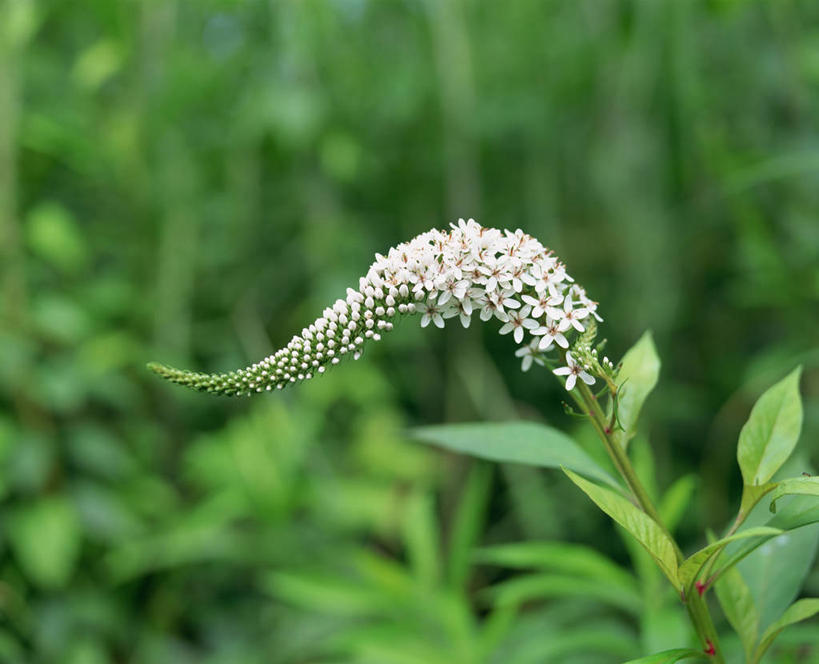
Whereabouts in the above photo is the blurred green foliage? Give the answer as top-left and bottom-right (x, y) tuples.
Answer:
(0, 0), (818, 661)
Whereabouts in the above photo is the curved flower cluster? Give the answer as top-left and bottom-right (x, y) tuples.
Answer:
(149, 219), (601, 396)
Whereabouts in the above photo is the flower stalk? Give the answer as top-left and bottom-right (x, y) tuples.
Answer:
(564, 382), (725, 661)
(150, 220), (733, 661)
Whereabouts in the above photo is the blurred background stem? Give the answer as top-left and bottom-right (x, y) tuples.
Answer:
(0, 14), (25, 330)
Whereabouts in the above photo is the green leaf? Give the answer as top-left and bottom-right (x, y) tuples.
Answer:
(474, 541), (637, 591)
(483, 572), (642, 614)
(447, 462), (491, 590)
(403, 489), (440, 587)
(723, 495), (819, 633)
(411, 421), (621, 489)
(714, 502), (819, 583)
(752, 598), (819, 663)
(678, 527), (782, 590)
(714, 565), (758, 661)
(563, 468), (679, 589)
(768, 476), (819, 513)
(8, 496), (82, 589)
(264, 570), (387, 617)
(737, 367), (803, 486)
(622, 648), (707, 663)
(659, 474), (697, 534)
(613, 331), (660, 449)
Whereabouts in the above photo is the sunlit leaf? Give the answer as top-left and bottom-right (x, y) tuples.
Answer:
(737, 367), (803, 486)
(563, 468), (679, 589)
(411, 421), (621, 489)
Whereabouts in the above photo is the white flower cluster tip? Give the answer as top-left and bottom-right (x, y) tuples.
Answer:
(149, 219), (602, 395)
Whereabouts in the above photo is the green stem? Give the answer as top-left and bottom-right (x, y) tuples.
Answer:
(574, 383), (679, 556)
(685, 588), (723, 661)
(568, 381), (724, 662)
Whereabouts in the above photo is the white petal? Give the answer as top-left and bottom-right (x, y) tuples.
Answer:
(522, 355), (533, 371)
(580, 371), (595, 385)
(565, 374), (577, 390)
(499, 322), (514, 335)
(513, 327), (524, 343)
(553, 367), (572, 376)
(433, 313), (445, 328)
(555, 333), (569, 348)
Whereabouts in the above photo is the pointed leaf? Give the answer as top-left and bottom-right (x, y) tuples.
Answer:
(622, 648), (707, 663)
(737, 367), (803, 486)
(613, 331), (661, 449)
(474, 541), (637, 591)
(678, 527), (782, 589)
(447, 462), (491, 590)
(484, 572), (642, 614)
(411, 421), (621, 489)
(753, 598), (819, 663)
(714, 565), (758, 661)
(769, 476), (819, 513)
(659, 474), (697, 534)
(714, 502), (819, 582)
(403, 489), (440, 587)
(563, 468), (679, 589)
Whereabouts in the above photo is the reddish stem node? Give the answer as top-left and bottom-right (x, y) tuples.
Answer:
(696, 580), (706, 596)
(705, 640), (715, 656)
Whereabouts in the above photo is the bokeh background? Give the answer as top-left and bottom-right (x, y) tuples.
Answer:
(1, 0), (818, 662)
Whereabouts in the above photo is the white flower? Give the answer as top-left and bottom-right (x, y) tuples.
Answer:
(532, 318), (568, 349)
(521, 291), (561, 319)
(499, 305), (539, 343)
(553, 352), (595, 391)
(419, 302), (445, 329)
(515, 339), (541, 372)
(455, 299), (473, 328)
(151, 220), (602, 396)
(436, 276), (470, 306)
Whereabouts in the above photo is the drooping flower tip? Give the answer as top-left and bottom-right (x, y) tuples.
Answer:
(149, 219), (602, 396)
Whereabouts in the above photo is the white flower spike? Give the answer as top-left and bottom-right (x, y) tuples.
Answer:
(149, 220), (601, 395)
